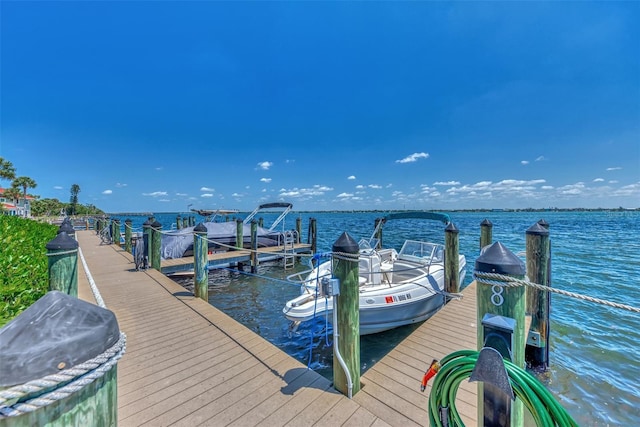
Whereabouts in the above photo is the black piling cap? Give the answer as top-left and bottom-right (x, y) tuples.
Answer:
(194, 223), (207, 233)
(537, 219), (549, 229)
(143, 220), (151, 227)
(57, 221), (75, 235)
(526, 222), (549, 236)
(151, 220), (162, 229)
(61, 217), (72, 225)
(0, 291), (119, 387)
(475, 241), (525, 275)
(445, 222), (459, 234)
(46, 232), (79, 250)
(125, 218), (132, 224)
(480, 218), (493, 227)
(332, 232), (359, 254)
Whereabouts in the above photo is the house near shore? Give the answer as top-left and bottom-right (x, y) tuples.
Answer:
(0, 187), (34, 217)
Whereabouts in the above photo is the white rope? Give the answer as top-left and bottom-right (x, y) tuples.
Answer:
(473, 271), (640, 314)
(78, 246), (106, 309)
(45, 248), (78, 257)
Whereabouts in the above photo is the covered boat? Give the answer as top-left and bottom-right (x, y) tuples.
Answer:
(162, 202), (293, 259)
(283, 212), (466, 335)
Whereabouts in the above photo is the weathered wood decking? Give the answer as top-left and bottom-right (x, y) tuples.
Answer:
(76, 230), (478, 426)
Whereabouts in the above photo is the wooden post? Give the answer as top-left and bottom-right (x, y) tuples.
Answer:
(332, 232), (361, 397)
(85, 218), (90, 230)
(183, 216), (188, 229)
(151, 220), (162, 271)
(235, 219), (243, 250)
(176, 215), (182, 230)
(480, 218), (493, 252)
(475, 242), (526, 426)
(525, 222), (551, 371)
(374, 218), (384, 249)
(444, 222), (460, 294)
(250, 220), (259, 273)
(143, 220), (152, 269)
(194, 223), (208, 301)
(113, 219), (121, 248)
(124, 219), (132, 253)
(46, 232), (79, 297)
(296, 217), (302, 244)
(308, 218), (317, 263)
(258, 217), (264, 228)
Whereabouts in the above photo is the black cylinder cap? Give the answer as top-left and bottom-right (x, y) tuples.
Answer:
(125, 219), (132, 224)
(480, 218), (493, 227)
(526, 222), (549, 236)
(194, 223), (207, 233)
(333, 231), (359, 254)
(46, 232), (79, 250)
(151, 221), (162, 229)
(475, 241), (525, 275)
(57, 222), (75, 235)
(445, 222), (459, 234)
(143, 220), (151, 227)
(537, 219), (549, 229)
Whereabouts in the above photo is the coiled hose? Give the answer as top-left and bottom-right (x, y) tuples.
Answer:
(425, 350), (578, 427)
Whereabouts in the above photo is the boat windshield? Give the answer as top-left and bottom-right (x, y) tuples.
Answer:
(358, 238), (379, 252)
(398, 240), (442, 264)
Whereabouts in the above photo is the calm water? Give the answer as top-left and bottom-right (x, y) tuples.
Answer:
(117, 210), (640, 426)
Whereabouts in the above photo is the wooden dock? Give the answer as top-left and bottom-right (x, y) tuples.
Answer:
(160, 243), (313, 274)
(76, 230), (478, 426)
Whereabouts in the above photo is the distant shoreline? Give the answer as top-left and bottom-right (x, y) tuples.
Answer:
(104, 207), (640, 216)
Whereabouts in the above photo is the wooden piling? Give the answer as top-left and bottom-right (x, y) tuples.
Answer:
(182, 216), (188, 229)
(46, 232), (79, 297)
(235, 219), (243, 250)
(151, 221), (162, 271)
(193, 223), (208, 302)
(444, 222), (460, 294)
(475, 241), (527, 426)
(308, 218), (317, 260)
(113, 219), (121, 248)
(124, 219), (132, 253)
(176, 215), (182, 230)
(480, 218), (493, 251)
(250, 220), (259, 273)
(525, 222), (551, 371)
(332, 232), (361, 397)
(296, 217), (302, 244)
(143, 220), (152, 269)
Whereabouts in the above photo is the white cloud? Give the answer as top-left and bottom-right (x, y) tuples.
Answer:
(541, 186), (554, 190)
(231, 192), (243, 197)
(176, 192), (188, 196)
(593, 178), (605, 182)
(201, 193), (214, 198)
(433, 181), (460, 186)
(155, 167), (163, 171)
(609, 180), (619, 184)
(257, 161), (273, 170)
(396, 152), (429, 164)
(143, 191), (168, 197)
(347, 175), (356, 180)
(54, 186), (63, 190)
(279, 185), (333, 198)
(102, 189), (112, 195)
(355, 185), (365, 189)
(260, 178), (272, 183)
(159, 199), (170, 202)
(337, 192), (353, 198)
(368, 184), (382, 189)
(200, 186), (215, 192)
(535, 156), (546, 161)
(521, 160), (530, 165)
(606, 167), (622, 171)
(558, 182), (585, 195)
(115, 183), (127, 188)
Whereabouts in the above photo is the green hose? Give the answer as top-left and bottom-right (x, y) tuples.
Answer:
(427, 350), (578, 427)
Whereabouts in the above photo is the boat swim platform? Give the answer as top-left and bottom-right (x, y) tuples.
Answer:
(160, 243), (313, 275)
(75, 230), (479, 426)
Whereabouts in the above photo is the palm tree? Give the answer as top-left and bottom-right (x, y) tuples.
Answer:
(0, 157), (16, 184)
(69, 184), (81, 216)
(12, 176), (37, 199)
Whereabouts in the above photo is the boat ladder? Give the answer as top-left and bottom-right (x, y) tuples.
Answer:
(283, 230), (296, 270)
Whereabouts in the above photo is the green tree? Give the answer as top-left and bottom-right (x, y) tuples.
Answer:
(31, 198), (64, 217)
(0, 157), (16, 184)
(12, 176), (37, 199)
(69, 184), (81, 215)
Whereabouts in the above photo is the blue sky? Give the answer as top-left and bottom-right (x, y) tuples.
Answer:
(1, 1), (638, 212)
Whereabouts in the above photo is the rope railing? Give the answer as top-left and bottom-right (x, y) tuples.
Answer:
(473, 271), (640, 314)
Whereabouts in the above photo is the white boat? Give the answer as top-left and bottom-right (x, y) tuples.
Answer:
(283, 212), (467, 335)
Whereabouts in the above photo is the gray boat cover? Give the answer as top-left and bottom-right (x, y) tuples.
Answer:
(161, 222), (281, 259)
(0, 291), (120, 388)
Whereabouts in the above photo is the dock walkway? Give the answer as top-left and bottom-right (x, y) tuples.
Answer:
(76, 230), (478, 426)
